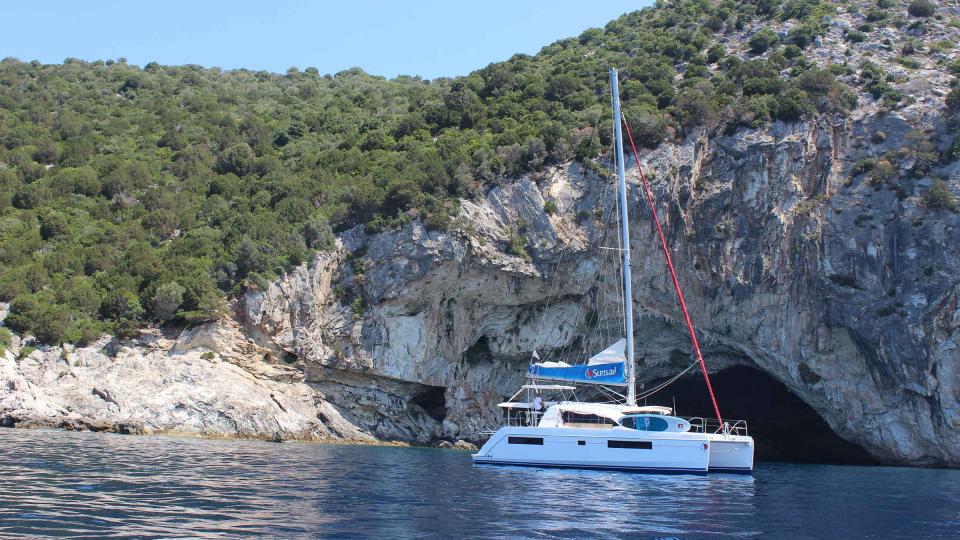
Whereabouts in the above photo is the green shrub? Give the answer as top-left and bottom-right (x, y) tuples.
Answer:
(782, 45), (803, 59)
(351, 296), (367, 317)
(0, 327), (11, 349)
(775, 89), (815, 121)
(706, 44), (725, 64)
(846, 31), (867, 43)
(827, 64), (853, 76)
(869, 159), (898, 186)
(865, 8), (887, 22)
(508, 231), (530, 260)
(746, 94), (779, 126)
(860, 61), (897, 101)
(152, 282), (186, 322)
(788, 21), (825, 48)
(931, 40), (955, 54)
(907, 0), (935, 18)
(853, 158), (877, 176)
(895, 57), (921, 69)
(303, 217), (335, 251)
(5, 293), (73, 344)
(748, 29), (779, 54)
(925, 180), (958, 211)
(543, 200), (558, 215)
(905, 131), (938, 177)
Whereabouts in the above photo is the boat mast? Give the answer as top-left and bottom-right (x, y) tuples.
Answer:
(609, 68), (636, 406)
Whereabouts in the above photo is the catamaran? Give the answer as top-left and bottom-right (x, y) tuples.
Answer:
(471, 68), (754, 474)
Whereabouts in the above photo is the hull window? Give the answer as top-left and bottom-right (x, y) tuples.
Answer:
(608, 440), (652, 449)
(508, 436), (544, 445)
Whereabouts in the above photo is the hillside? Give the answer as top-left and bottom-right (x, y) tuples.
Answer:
(2, 0), (960, 465)
(0, 0), (873, 344)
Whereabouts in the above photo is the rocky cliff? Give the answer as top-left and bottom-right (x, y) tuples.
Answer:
(2, 2), (960, 465)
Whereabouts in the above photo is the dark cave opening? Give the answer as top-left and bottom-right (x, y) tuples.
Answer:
(463, 336), (491, 365)
(411, 386), (447, 422)
(652, 365), (878, 464)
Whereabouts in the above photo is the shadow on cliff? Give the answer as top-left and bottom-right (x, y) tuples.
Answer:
(656, 366), (878, 465)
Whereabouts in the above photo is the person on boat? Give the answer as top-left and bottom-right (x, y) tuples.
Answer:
(530, 393), (544, 425)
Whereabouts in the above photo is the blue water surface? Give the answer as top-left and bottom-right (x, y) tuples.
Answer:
(0, 429), (957, 538)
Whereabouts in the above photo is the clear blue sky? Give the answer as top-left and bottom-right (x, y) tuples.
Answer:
(2, 1), (651, 79)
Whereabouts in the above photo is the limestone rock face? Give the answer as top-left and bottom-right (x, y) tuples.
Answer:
(234, 128), (958, 465)
(0, 318), (369, 442)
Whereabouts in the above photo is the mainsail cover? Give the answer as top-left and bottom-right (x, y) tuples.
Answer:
(527, 339), (627, 385)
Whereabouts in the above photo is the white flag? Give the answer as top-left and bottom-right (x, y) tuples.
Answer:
(531, 350), (540, 361)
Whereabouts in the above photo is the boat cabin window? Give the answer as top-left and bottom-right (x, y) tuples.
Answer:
(561, 412), (615, 428)
(608, 440), (652, 449)
(620, 415), (670, 432)
(508, 436), (543, 445)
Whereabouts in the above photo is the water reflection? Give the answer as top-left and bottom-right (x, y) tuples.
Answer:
(0, 429), (957, 538)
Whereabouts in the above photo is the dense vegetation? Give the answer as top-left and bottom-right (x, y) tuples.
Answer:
(0, 0), (903, 344)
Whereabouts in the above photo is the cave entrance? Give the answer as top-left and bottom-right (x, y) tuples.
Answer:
(651, 365), (877, 464)
(411, 385), (447, 422)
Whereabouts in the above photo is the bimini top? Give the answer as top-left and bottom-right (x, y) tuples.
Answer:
(497, 402), (538, 409)
(629, 405), (673, 415)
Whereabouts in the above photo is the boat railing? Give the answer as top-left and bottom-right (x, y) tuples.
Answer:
(501, 411), (541, 427)
(686, 417), (749, 436)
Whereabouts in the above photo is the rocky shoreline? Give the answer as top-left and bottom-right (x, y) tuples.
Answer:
(0, 425), (478, 451)
(0, 312), (477, 451)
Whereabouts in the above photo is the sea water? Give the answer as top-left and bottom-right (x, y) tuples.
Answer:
(1, 429), (957, 538)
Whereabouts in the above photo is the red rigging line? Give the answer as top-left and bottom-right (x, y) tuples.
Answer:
(620, 114), (724, 426)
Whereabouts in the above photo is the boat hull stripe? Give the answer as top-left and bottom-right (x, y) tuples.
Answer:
(471, 458), (708, 475)
(706, 466), (754, 474)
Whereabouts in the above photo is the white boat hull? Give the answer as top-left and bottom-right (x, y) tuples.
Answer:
(705, 434), (755, 473)
(472, 426), (713, 474)
(473, 427), (754, 474)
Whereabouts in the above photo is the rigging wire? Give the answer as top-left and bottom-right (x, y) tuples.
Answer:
(529, 111), (609, 366)
(634, 359), (699, 402)
(620, 110), (724, 425)
(596, 135), (619, 358)
(536, 147), (621, 366)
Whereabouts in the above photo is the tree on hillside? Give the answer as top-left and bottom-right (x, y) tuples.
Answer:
(908, 0), (935, 17)
(748, 29), (779, 54)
